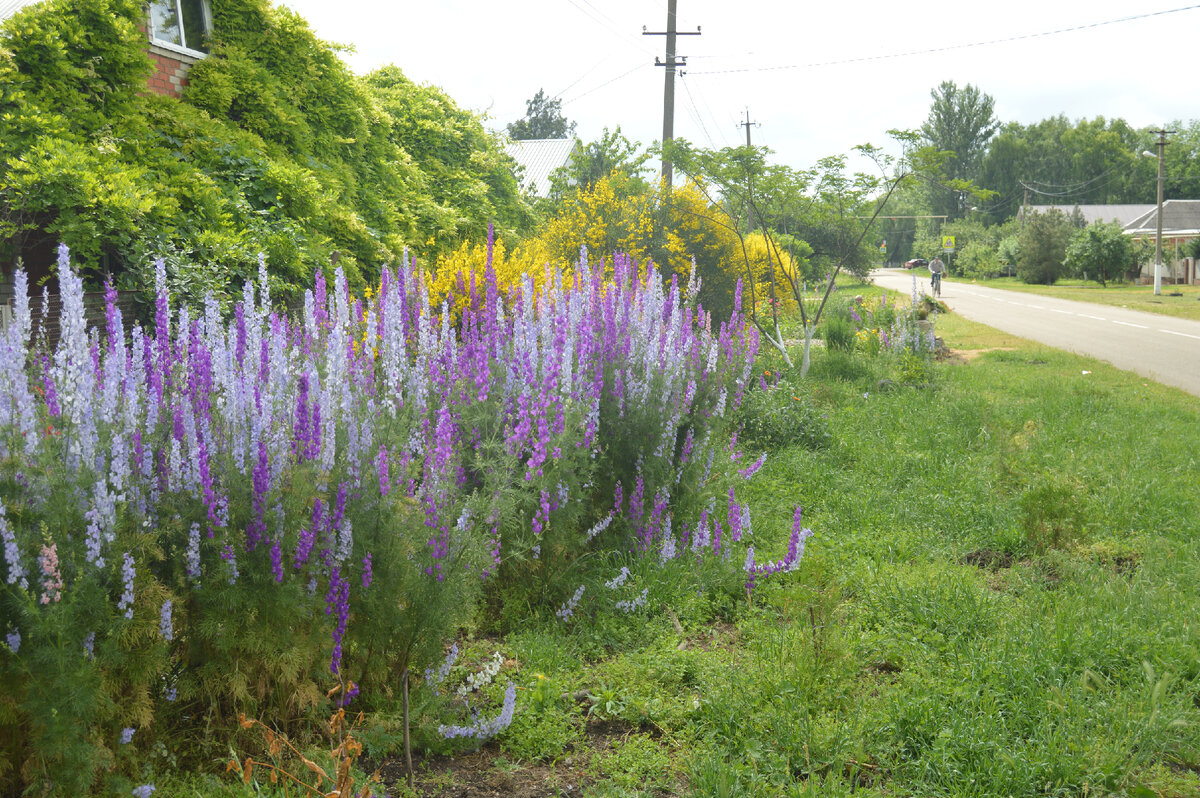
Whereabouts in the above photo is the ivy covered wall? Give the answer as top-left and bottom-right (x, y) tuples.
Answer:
(0, 0), (534, 307)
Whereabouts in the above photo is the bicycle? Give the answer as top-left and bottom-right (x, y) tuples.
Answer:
(930, 271), (942, 298)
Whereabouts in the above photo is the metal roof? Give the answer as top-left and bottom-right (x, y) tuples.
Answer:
(1123, 199), (1200, 237)
(1025, 204), (1154, 227)
(0, 0), (43, 23)
(504, 138), (575, 198)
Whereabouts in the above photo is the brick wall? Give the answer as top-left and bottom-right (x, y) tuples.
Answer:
(146, 43), (200, 98)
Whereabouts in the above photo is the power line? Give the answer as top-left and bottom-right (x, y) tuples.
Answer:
(678, 73), (715, 147)
(689, 5), (1200, 75)
(688, 76), (734, 148)
(563, 0), (657, 57)
(561, 59), (649, 106)
(554, 53), (621, 100)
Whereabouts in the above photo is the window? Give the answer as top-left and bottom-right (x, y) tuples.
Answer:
(147, 0), (211, 56)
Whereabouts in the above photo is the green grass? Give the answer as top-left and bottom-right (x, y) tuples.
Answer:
(958, 276), (1200, 321)
(164, 305), (1200, 798)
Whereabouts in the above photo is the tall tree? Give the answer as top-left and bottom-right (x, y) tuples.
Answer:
(921, 81), (998, 220)
(1017, 208), (1073, 284)
(506, 89), (576, 140)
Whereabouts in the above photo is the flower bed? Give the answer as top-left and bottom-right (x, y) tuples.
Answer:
(0, 238), (815, 794)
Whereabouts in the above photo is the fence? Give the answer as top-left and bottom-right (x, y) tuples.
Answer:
(0, 284), (142, 348)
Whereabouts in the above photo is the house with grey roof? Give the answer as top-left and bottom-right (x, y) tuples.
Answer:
(1123, 200), (1200, 285)
(504, 138), (575, 199)
(1023, 204), (1155, 227)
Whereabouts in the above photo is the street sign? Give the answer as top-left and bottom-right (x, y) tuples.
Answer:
(942, 235), (956, 252)
(879, 241), (886, 254)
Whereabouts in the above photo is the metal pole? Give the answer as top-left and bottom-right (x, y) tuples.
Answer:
(1154, 131), (1165, 296)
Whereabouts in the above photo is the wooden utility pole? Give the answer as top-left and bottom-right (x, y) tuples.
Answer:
(644, 0), (699, 187)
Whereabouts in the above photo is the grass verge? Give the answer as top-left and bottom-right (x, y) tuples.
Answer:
(958, 277), (1200, 321)
(167, 304), (1200, 798)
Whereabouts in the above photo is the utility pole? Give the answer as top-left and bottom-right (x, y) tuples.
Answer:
(1152, 129), (1170, 296)
(644, 0), (699, 187)
(739, 108), (758, 147)
(738, 109), (759, 234)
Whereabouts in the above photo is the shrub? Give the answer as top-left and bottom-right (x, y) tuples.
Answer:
(0, 243), (819, 793)
(809, 349), (873, 383)
(1017, 209), (1073, 284)
(821, 312), (855, 352)
(736, 381), (831, 451)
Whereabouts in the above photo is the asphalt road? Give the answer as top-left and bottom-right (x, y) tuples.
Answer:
(869, 269), (1200, 397)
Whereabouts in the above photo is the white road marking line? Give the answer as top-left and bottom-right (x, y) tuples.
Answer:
(1161, 329), (1200, 340)
(1048, 309), (1074, 315)
(1079, 314), (1106, 321)
(1113, 320), (1148, 329)
(1027, 304), (1044, 309)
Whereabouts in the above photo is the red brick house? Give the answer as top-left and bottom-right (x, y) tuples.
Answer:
(0, 0), (212, 97)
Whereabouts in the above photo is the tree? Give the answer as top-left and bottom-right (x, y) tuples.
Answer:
(547, 127), (650, 202)
(921, 81), (998, 220)
(669, 133), (962, 375)
(506, 89), (575, 140)
(1017, 209), (1073, 284)
(1064, 221), (1135, 286)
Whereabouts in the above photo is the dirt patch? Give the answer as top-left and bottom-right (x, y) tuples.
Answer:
(365, 718), (646, 797)
(942, 347), (1016, 364)
(679, 620), (738, 652)
(1110, 554), (1139, 577)
(369, 743), (589, 798)
(960, 548), (1016, 570)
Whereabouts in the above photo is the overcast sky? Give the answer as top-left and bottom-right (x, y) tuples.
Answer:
(278, 0), (1198, 173)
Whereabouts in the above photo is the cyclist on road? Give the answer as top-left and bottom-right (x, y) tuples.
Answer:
(928, 256), (945, 297)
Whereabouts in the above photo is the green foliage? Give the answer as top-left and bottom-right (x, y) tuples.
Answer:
(736, 381), (831, 451)
(997, 235), (1020, 275)
(589, 733), (676, 793)
(505, 88), (575, 141)
(0, 0), (533, 297)
(920, 81), (999, 221)
(547, 126), (651, 205)
(1018, 471), (1089, 554)
(808, 349), (872, 383)
(1016, 209), (1074, 284)
(365, 67), (533, 244)
(821, 312), (855, 352)
(979, 116), (1154, 224)
(1064, 221), (1136, 286)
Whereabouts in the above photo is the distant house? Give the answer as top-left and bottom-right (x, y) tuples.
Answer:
(0, 0), (212, 98)
(1021, 204), (1155, 227)
(1123, 200), (1200, 285)
(504, 138), (575, 199)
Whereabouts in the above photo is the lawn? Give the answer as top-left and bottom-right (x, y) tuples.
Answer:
(167, 301), (1200, 798)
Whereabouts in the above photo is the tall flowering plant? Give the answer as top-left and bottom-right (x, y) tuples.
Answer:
(0, 233), (799, 794)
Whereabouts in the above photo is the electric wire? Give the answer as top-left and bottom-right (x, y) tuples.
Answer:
(688, 5), (1200, 75)
(691, 79), (735, 148)
(561, 60), (649, 106)
(678, 73), (716, 148)
(562, 0), (657, 57)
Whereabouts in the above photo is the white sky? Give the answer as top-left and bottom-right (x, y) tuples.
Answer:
(278, 0), (1199, 174)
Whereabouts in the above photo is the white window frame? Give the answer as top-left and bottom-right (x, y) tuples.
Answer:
(147, 0), (212, 59)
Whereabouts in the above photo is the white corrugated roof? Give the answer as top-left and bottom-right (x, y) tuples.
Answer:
(1026, 204), (1154, 227)
(0, 0), (44, 23)
(504, 138), (575, 198)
